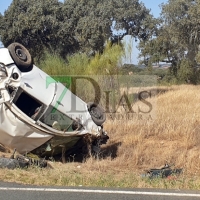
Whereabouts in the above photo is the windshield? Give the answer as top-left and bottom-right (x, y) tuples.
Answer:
(39, 105), (80, 132)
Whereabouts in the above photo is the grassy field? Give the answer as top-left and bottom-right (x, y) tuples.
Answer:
(1, 84), (200, 189)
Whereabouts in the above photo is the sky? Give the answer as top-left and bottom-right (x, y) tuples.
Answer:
(0, 0), (168, 64)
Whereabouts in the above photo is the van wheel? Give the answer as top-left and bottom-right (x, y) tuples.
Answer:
(7, 42), (33, 72)
(87, 102), (106, 126)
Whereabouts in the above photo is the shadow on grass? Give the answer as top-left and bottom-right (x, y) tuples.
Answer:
(100, 142), (121, 159)
(119, 88), (174, 108)
(53, 141), (122, 163)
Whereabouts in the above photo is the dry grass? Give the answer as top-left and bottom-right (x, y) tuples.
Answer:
(104, 85), (200, 173)
(1, 84), (200, 189)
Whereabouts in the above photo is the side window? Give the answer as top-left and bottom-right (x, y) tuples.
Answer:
(13, 88), (44, 120)
(40, 106), (77, 132)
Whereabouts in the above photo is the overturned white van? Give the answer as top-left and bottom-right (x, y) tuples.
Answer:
(0, 43), (108, 159)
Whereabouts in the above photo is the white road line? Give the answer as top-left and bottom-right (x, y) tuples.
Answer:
(0, 187), (200, 197)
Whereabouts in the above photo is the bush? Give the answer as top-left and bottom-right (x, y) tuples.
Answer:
(86, 42), (124, 75)
(39, 53), (67, 75)
(39, 42), (123, 76)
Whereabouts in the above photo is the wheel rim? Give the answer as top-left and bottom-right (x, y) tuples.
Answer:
(15, 48), (27, 61)
(90, 107), (102, 119)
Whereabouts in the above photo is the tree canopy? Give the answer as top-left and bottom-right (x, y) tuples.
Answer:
(0, 0), (64, 60)
(139, 0), (200, 83)
(0, 0), (156, 61)
(2, 0), (199, 84)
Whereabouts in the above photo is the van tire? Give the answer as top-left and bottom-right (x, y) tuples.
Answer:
(87, 102), (106, 126)
(7, 42), (33, 72)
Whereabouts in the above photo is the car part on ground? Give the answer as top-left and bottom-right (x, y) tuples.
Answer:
(0, 149), (47, 169)
(0, 157), (19, 169)
(143, 164), (183, 179)
(0, 156), (48, 169)
(0, 43), (109, 161)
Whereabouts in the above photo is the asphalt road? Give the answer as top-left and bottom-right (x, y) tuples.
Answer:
(1, 182), (200, 200)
